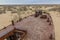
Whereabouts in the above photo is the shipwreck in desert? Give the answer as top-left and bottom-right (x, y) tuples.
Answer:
(0, 5), (60, 40)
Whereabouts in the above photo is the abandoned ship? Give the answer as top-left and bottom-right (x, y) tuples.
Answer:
(0, 5), (58, 40)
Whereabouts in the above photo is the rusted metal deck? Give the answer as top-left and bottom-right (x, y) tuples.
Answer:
(0, 14), (55, 40)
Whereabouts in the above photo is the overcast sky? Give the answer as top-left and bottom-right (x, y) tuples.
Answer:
(0, 0), (60, 5)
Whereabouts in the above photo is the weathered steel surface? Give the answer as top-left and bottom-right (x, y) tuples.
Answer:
(14, 14), (54, 40)
(0, 14), (54, 40)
